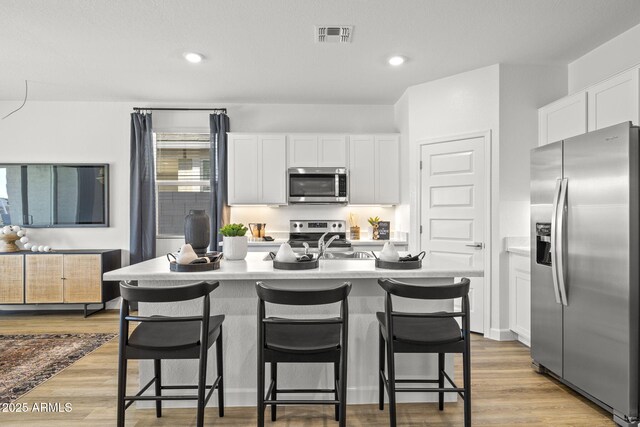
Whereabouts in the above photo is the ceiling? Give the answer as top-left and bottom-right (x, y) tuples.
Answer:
(2, 0), (640, 105)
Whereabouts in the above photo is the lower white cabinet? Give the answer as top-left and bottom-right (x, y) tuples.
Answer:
(509, 251), (531, 346)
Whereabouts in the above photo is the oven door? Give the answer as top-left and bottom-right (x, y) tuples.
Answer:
(288, 168), (348, 204)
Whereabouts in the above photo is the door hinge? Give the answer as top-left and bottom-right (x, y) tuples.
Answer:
(420, 225), (423, 234)
(420, 160), (423, 170)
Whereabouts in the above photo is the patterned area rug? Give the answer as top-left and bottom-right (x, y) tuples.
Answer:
(0, 333), (116, 403)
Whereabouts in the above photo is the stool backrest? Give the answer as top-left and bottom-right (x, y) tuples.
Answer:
(120, 281), (219, 303)
(255, 282), (351, 306)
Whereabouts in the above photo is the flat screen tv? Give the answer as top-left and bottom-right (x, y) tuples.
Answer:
(0, 164), (109, 228)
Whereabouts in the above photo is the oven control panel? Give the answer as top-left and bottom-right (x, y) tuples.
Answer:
(290, 220), (345, 233)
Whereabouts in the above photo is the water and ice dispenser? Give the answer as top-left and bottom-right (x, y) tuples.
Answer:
(536, 223), (552, 266)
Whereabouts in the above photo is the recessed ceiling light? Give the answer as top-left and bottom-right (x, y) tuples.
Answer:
(184, 52), (204, 63)
(388, 56), (405, 66)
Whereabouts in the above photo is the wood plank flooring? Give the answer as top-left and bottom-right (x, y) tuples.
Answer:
(0, 310), (613, 426)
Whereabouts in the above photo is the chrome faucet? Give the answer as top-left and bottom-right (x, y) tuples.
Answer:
(302, 242), (310, 255)
(319, 233), (340, 258)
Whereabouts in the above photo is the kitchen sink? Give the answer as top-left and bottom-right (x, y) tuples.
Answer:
(263, 251), (375, 261)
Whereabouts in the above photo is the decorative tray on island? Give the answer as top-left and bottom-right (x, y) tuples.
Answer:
(167, 252), (223, 272)
(374, 251), (426, 270)
(268, 252), (320, 270)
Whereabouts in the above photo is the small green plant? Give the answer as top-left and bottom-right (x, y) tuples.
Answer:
(367, 216), (380, 226)
(219, 223), (248, 237)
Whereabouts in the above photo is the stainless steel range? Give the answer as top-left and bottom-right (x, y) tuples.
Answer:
(288, 220), (351, 249)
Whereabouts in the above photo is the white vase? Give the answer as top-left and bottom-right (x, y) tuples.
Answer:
(222, 236), (248, 260)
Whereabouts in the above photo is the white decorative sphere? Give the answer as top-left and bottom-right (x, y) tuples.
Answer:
(2, 226), (10, 234)
(37, 245), (45, 252)
(43, 246), (51, 252)
(24, 243), (32, 250)
(31, 246), (38, 252)
(11, 225), (21, 232)
(17, 230), (25, 237)
(20, 236), (29, 243)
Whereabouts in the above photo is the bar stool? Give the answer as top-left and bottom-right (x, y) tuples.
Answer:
(117, 281), (225, 427)
(255, 281), (351, 427)
(377, 278), (471, 427)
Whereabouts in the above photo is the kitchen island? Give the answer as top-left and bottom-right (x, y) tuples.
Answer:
(104, 252), (483, 408)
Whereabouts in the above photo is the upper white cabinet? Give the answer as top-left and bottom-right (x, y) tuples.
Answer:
(588, 68), (640, 131)
(228, 134), (287, 205)
(288, 134), (347, 167)
(349, 135), (400, 205)
(538, 91), (587, 146)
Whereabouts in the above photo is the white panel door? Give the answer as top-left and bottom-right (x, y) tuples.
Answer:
(349, 135), (375, 204)
(259, 135), (287, 204)
(228, 135), (259, 204)
(318, 135), (347, 167)
(376, 135), (400, 204)
(588, 68), (640, 130)
(420, 136), (485, 333)
(288, 135), (318, 167)
(538, 91), (587, 146)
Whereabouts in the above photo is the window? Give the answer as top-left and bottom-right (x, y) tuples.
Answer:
(155, 133), (211, 237)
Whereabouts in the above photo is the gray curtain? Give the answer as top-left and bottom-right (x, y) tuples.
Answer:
(130, 112), (156, 263)
(209, 113), (230, 251)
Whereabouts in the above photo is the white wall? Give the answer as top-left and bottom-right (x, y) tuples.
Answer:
(568, 23), (640, 93)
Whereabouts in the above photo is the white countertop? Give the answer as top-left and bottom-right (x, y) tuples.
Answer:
(105, 251), (483, 281)
(239, 237), (409, 247)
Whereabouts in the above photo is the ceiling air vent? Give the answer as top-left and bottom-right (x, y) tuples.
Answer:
(316, 26), (353, 43)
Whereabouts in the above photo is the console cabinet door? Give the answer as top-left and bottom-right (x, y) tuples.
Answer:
(588, 68), (640, 131)
(0, 255), (24, 303)
(25, 254), (63, 303)
(63, 254), (102, 303)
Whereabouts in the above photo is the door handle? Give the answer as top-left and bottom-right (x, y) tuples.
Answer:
(550, 179), (562, 305)
(465, 242), (484, 248)
(556, 178), (568, 306)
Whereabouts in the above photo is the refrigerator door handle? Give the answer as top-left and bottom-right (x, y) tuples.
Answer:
(550, 178), (563, 304)
(556, 178), (569, 306)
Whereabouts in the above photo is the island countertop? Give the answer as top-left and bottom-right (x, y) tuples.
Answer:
(104, 251), (484, 281)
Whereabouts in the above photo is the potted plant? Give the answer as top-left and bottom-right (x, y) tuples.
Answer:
(220, 223), (249, 260)
(368, 216), (381, 240)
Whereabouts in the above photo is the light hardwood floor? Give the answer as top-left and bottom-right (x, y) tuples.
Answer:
(0, 310), (613, 426)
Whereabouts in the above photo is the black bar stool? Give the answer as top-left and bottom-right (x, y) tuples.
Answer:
(117, 281), (225, 427)
(377, 278), (472, 427)
(255, 281), (351, 427)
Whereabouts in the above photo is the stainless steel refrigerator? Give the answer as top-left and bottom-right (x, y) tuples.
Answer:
(531, 121), (640, 427)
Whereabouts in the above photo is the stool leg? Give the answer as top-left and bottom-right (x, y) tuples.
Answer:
(257, 353), (265, 427)
(386, 343), (397, 427)
(154, 359), (162, 418)
(216, 329), (224, 417)
(334, 361), (340, 421)
(339, 352), (348, 427)
(116, 356), (127, 427)
(463, 345), (471, 427)
(196, 344), (209, 427)
(438, 353), (444, 411)
(379, 329), (385, 411)
(270, 362), (277, 421)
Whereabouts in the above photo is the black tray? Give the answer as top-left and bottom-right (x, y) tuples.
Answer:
(374, 252), (425, 270)
(268, 252), (320, 270)
(169, 260), (220, 272)
(167, 252), (222, 272)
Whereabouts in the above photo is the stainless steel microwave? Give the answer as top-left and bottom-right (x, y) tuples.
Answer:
(288, 167), (348, 204)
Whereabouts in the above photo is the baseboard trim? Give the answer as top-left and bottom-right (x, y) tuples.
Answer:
(486, 328), (517, 341)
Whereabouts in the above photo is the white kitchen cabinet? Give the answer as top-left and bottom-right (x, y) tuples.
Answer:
(588, 68), (640, 131)
(509, 251), (531, 347)
(538, 91), (587, 146)
(288, 134), (347, 167)
(349, 135), (400, 205)
(228, 134), (287, 205)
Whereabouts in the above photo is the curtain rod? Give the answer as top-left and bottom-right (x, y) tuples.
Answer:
(132, 107), (227, 114)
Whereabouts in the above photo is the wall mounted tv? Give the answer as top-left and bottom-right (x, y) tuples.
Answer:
(0, 164), (109, 228)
